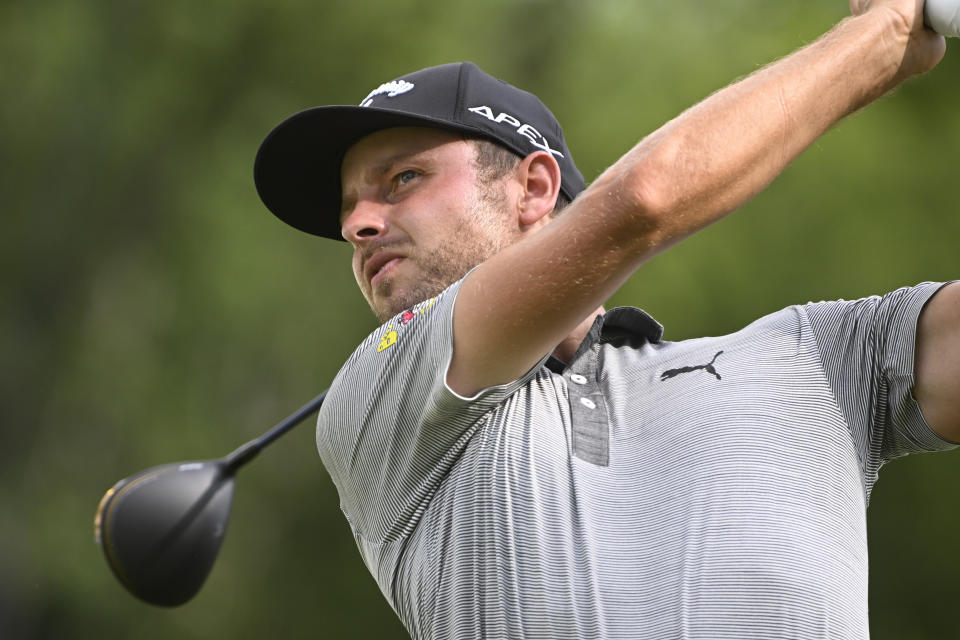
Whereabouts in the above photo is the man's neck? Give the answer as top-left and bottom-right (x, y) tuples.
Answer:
(551, 306), (606, 364)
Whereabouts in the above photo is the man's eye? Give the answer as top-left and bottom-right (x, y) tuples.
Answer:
(395, 170), (419, 185)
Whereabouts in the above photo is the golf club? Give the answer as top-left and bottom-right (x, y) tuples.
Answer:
(94, 389), (328, 607)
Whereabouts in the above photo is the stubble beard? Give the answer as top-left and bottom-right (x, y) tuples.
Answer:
(366, 187), (516, 323)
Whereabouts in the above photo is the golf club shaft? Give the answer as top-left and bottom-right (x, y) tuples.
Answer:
(223, 390), (328, 472)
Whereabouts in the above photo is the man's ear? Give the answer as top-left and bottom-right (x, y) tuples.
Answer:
(516, 151), (562, 228)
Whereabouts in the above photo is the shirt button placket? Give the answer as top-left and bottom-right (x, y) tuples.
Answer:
(566, 358), (609, 466)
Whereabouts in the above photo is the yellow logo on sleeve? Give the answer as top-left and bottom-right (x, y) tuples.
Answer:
(375, 296), (439, 354)
(378, 326), (398, 352)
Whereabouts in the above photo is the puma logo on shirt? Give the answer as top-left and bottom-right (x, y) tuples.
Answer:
(660, 351), (725, 381)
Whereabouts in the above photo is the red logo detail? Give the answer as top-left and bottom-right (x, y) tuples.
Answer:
(401, 310), (416, 325)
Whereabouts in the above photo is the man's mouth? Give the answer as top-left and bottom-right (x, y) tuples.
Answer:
(365, 251), (405, 287)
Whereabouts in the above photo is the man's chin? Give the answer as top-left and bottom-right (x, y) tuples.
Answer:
(370, 285), (443, 323)
(368, 292), (408, 324)
(372, 298), (416, 324)
(372, 305), (396, 324)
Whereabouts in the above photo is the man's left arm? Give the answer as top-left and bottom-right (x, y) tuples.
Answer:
(915, 281), (960, 442)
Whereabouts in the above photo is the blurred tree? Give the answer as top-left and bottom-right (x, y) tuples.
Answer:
(2, 1), (958, 638)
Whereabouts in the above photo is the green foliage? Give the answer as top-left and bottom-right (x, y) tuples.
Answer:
(3, 0), (958, 637)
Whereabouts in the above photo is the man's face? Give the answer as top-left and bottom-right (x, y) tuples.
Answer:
(340, 127), (518, 322)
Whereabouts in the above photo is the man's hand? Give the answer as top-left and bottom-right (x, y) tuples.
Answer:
(849, 0), (946, 80)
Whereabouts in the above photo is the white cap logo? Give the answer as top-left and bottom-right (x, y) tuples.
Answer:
(467, 105), (564, 158)
(360, 80), (415, 107)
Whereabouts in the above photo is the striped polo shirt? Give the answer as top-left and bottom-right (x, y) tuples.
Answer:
(316, 278), (954, 639)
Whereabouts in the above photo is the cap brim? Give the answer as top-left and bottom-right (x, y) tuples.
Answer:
(254, 106), (489, 240)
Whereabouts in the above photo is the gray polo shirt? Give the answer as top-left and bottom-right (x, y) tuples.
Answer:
(316, 278), (954, 639)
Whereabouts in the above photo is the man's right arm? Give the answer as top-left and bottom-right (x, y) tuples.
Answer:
(447, 2), (945, 397)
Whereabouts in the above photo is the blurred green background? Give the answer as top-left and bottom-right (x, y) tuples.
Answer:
(3, 0), (959, 637)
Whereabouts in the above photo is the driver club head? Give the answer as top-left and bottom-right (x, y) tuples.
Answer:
(94, 459), (236, 607)
(94, 389), (328, 606)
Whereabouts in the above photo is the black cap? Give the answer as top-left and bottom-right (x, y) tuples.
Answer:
(254, 62), (586, 240)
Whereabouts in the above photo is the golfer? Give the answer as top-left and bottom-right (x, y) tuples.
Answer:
(254, 1), (959, 637)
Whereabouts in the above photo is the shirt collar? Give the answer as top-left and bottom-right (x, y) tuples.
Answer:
(546, 307), (664, 373)
(601, 306), (664, 343)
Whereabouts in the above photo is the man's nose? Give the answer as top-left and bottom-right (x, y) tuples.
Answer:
(341, 200), (389, 243)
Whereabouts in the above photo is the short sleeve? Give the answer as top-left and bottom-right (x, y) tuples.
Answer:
(802, 282), (956, 488)
(316, 274), (547, 548)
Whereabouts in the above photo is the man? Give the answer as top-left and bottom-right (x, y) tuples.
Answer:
(254, 1), (959, 638)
